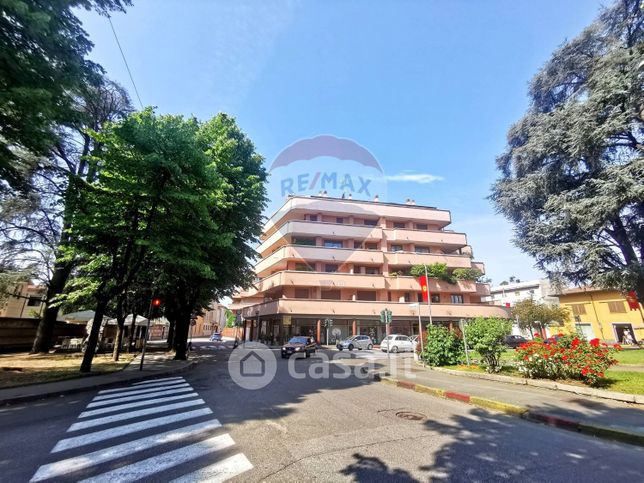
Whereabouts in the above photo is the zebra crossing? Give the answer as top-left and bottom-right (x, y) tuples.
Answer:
(30, 376), (252, 482)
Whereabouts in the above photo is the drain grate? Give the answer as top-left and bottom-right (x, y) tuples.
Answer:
(395, 411), (426, 421)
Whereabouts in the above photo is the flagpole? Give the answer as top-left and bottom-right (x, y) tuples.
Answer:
(424, 264), (434, 327)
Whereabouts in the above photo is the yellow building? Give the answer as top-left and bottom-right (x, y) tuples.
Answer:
(559, 287), (643, 344)
(0, 283), (46, 319)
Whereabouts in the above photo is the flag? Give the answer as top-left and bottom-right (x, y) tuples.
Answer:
(626, 291), (640, 311)
(418, 275), (429, 302)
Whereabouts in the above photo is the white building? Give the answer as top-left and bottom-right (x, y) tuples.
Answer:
(484, 279), (558, 307)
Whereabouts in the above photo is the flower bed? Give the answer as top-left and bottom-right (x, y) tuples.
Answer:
(516, 334), (621, 386)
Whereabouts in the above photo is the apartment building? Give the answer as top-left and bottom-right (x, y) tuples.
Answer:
(0, 283), (46, 319)
(484, 279), (559, 307)
(232, 195), (509, 344)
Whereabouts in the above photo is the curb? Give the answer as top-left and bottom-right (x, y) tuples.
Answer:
(428, 365), (644, 405)
(0, 360), (198, 406)
(375, 373), (644, 447)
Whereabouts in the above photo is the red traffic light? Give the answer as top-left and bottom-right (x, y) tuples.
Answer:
(152, 298), (162, 306)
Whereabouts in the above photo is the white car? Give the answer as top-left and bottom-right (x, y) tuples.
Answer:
(381, 334), (414, 353)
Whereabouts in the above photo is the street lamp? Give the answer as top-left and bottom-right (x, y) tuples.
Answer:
(324, 318), (333, 345)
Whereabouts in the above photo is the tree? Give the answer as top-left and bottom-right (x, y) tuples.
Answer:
(511, 299), (570, 337)
(491, 0), (644, 303)
(0, 0), (131, 193)
(464, 317), (512, 373)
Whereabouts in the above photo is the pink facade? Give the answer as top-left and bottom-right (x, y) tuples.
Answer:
(232, 195), (509, 344)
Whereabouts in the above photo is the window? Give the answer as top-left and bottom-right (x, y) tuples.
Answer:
(607, 301), (626, 313)
(324, 240), (343, 248)
(27, 296), (41, 306)
(357, 291), (377, 301)
(363, 219), (378, 226)
(336, 217), (344, 224)
(570, 304), (586, 316)
(324, 264), (338, 273)
(393, 221), (406, 229)
(365, 243), (378, 250)
(294, 288), (309, 299)
(365, 267), (379, 275)
(404, 292), (411, 302)
(391, 244), (403, 252)
(294, 263), (313, 272)
(321, 289), (341, 300)
(354, 241), (363, 249)
(415, 223), (428, 230)
(293, 237), (316, 246)
(415, 246), (430, 254)
(417, 293), (423, 303)
(308, 215), (318, 222)
(431, 294), (440, 303)
(451, 294), (464, 304)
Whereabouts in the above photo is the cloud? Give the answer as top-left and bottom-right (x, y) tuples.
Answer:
(385, 172), (444, 184)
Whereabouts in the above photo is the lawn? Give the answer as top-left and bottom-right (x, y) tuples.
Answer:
(614, 349), (644, 365)
(0, 352), (135, 389)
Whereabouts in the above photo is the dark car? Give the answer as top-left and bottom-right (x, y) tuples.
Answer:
(504, 335), (528, 349)
(281, 336), (316, 358)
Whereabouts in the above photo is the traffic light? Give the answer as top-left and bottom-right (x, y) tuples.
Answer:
(152, 298), (162, 307)
(150, 298), (163, 319)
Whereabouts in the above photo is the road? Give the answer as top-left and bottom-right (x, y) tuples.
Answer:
(1, 338), (643, 482)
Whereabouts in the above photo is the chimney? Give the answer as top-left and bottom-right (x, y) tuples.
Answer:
(373, 194), (379, 202)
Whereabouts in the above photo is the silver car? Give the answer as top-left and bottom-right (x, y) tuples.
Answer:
(336, 335), (374, 351)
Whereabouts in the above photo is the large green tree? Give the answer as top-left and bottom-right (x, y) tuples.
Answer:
(0, 0), (130, 193)
(491, 0), (644, 302)
(511, 299), (570, 337)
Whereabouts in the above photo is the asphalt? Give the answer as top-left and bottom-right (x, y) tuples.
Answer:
(1, 339), (644, 482)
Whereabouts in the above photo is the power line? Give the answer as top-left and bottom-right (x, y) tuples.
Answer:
(107, 15), (144, 109)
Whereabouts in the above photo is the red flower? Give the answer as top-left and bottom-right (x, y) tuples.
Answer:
(581, 368), (589, 375)
(613, 344), (622, 350)
(534, 333), (541, 337)
(572, 338), (580, 348)
(590, 338), (600, 347)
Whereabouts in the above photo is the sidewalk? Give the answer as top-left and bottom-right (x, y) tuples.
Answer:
(376, 362), (644, 446)
(0, 352), (196, 406)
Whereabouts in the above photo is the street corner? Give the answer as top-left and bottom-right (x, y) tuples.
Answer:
(227, 342), (277, 390)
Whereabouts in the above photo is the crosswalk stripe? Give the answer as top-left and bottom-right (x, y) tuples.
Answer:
(30, 419), (223, 482)
(78, 434), (235, 483)
(52, 408), (213, 453)
(87, 386), (195, 408)
(132, 376), (184, 386)
(68, 399), (206, 432)
(79, 392), (199, 418)
(93, 382), (190, 400)
(169, 453), (254, 483)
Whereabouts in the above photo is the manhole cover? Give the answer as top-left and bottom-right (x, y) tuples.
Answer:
(395, 411), (426, 421)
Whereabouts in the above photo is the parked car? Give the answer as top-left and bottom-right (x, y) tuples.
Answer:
(281, 336), (316, 358)
(381, 334), (414, 353)
(210, 332), (223, 342)
(503, 334), (528, 349)
(337, 335), (373, 351)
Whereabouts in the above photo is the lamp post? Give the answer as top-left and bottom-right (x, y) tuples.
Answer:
(409, 303), (424, 355)
(324, 318), (333, 345)
(459, 318), (470, 366)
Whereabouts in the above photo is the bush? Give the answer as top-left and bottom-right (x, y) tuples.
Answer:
(452, 268), (483, 282)
(516, 334), (621, 386)
(464, 317), (512, 373)
(421, 326), (464, 366)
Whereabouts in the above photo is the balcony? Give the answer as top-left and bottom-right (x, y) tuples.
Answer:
(472, 261), (486, 274)
(258, 220), (382, 256)
(264, 196), (452, 237)
(242, 299), (510, 319)
(255, 245), (384, 276)
(384, 251), (472, 268)
(384, 228), (467, 248)
(241, 270), (387, 296)
(384, 276), (477, 293)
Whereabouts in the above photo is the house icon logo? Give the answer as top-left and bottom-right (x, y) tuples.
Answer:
(240, 351), (265, 377)
(228, 342), (276, 390)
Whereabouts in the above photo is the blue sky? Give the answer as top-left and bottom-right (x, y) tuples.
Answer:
(77, 0), (605, 285)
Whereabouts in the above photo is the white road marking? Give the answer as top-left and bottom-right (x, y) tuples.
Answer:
(132, 376), (184, 385)
(68, 399), (206, 432)
(94, 382), (189, 399)
(30, 419), (222, 482)
(80, 392), (198, 418)
(87, 386), (194, 408)
(169, 453), (254, 483)
(52, 408), (214, 453)
(78, 434), (235, 483)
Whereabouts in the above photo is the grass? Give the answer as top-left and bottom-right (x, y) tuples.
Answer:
(0, 352), (135, 389)
(444, 361), (644, 396)
(614, 349), (644, 365)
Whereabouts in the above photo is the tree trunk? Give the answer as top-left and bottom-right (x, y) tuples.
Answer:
(173, 315), (190, 360)
(112, 322), (124, 361)
(80, 298), (109, 373)
(31, 260), (73, 353)
(127, 313), (138, 353)
(167, 318), (175, 350)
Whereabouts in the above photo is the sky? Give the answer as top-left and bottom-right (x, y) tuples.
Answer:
(77, 0), (606, 285)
